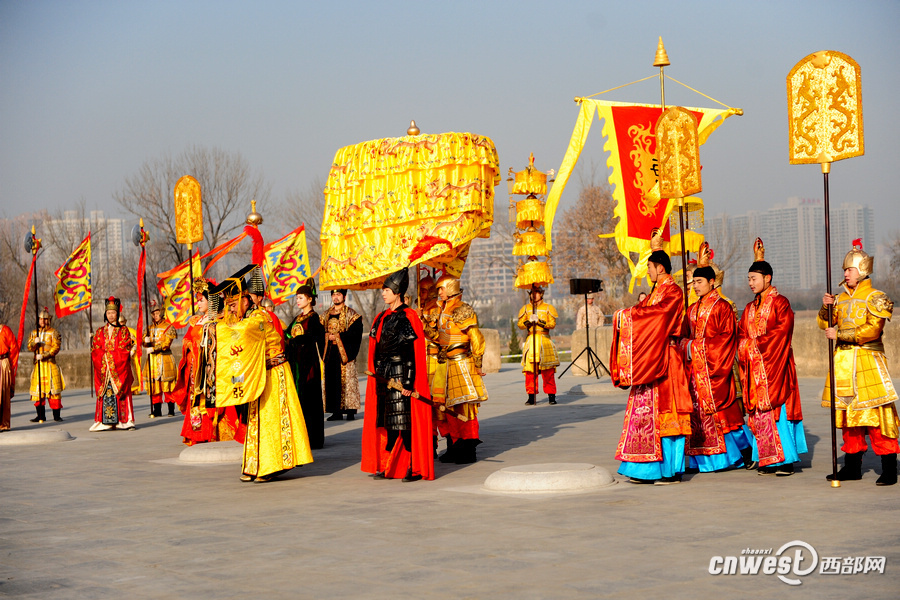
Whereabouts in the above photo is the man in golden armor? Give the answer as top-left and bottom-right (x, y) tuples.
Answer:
(27, 307), (66, 423)
(417, 275), (445, 452)
(819, 239), (899, 486)
(518, 284), (560, 405)
(143, 300), (177, 418)
(425, 275), (487, 464)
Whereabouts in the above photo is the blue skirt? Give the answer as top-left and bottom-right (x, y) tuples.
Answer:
(618, 436), (685, 480)
(747, 409), (808, 466)
(689, 427), (753, 472)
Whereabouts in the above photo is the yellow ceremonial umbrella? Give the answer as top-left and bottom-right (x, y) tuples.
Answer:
(319, 121), (500, 290)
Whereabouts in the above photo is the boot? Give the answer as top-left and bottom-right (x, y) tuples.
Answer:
(167, 402), (176, 416)
(52, 408), (63, 422)
(525, 394), (536, 406)
(149, 402), (162, 418)
(740, 446), (757, 470)
(439, 436), (457, 463)
(876, 454), (897, 486)
(30, 405), (46, 423)
(548, 394), (557, 405)
(826, 451), (864, 481)
(454, 438), (482, 465)
(346, 410), (356, 421)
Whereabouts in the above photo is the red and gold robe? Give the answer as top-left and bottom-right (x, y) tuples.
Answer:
(611, 274), (692, 462)
(737, 286), (802, 466)
(682, 289), (743, 456)
(0, 325), (19, 431)
(91, 324), (135, 426)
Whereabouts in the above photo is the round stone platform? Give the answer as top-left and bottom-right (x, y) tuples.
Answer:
(0, 429), (74, 446)
(567, 381), (621, 396)
(483, 463), (615, 493)
(178, 441), (244, 464)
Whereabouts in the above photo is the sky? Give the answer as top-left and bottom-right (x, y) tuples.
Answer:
(2, 0), (899, 243)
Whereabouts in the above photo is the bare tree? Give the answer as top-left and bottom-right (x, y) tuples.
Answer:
(553, 179), (630, 314)
(281, 176), (325, 270)
(114, 146), (271, 276)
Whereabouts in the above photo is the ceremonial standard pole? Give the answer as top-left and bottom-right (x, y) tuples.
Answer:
(174, 175), (204, 316)
(788, 50), (865, 488)
(29, 226), (43, 413)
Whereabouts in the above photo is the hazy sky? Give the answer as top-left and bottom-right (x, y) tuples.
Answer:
(2, 0), (898, 242)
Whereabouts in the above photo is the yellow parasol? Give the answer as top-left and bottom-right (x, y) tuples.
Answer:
(319, 122), (499, 290)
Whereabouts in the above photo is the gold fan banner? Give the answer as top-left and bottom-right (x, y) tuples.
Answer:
(320, 132), (499, 290)
(787, 50), (863, 164)
(657, 106), (702, 199)
(174, 175), (203, 245)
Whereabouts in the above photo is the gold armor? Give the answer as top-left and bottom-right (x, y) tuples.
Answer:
(818, 278), (899, 437)
(517, 300), (560, 373)
(430, 295), (487, 419)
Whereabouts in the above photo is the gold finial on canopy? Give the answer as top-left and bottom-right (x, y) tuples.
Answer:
(246, 200), (263, 226)
(653, 37), (670, 68)
(407, 120), (420, 136)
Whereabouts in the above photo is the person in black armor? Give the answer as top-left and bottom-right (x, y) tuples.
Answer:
(361, 268), (434, 482)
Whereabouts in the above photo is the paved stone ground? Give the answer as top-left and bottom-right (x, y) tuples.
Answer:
(2, 366), (898, 599)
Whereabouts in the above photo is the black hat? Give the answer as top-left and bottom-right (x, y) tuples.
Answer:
(693, 266), (716, 281)
(748, 261), (773, 278)
(332, 288), (349, 296)
(215, 264), (255, 300)
(648, 250), (671, 274)
(383, 268), (409, 296)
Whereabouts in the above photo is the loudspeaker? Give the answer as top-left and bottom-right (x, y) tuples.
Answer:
(569, 278), (603, 295)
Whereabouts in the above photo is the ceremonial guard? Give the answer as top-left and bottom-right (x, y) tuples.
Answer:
(144, 300), (177, 417)
(418, 275), (446, 453)
(517, 285), (560, 405)
(680, 244), (752, 472)
(424, 275), (487, 464)
(215, 265), (313, 483)
(320, 288), (363, 421)
(575, 293), (604, 329)
(0, 324), (19, 432)
(285, 283), (326, 450)
(27, 307), (66, 422)
(818, 240), (899, 485)
(90, 297), (136, 431)
(737, 238), (807, 476)
(610, 231), (692, 484)
(361, 268), (434, 481)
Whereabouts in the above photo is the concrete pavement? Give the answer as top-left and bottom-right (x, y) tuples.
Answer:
(1, 366), (898, 599)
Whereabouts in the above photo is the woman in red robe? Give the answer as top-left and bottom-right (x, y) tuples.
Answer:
(90, 297), (135, 431)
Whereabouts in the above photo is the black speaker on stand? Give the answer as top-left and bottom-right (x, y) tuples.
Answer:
(558, 278), (610, 379)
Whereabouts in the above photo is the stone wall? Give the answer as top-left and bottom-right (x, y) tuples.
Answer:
(568, 318), (900, 379)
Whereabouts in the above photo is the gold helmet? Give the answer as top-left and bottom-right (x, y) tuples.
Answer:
(843, 238), (873, 278)
(38, 306), (51, 321)
(434, 274), (461, 298)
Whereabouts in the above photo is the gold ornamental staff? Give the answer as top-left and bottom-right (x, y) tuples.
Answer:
(787, 50), (864, 487)
(174, 175), (204, 315)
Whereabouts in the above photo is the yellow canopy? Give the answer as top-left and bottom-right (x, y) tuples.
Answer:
(320, 132), (499, 290)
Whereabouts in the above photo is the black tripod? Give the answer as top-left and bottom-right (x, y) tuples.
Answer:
(559, 292), (610, 379)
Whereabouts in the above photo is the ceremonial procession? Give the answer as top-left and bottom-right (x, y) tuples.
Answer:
(3, 2), (899, 598)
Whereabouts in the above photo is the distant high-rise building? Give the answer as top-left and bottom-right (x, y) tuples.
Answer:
(697, 198), (874, 291)
(458, 235), (519, 305)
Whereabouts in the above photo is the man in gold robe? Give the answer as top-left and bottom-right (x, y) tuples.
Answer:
(425, 275), (487, 464)
(517, 285), (560, 405)
(143, 300), (177, 417)
(215, 265), (313, 483)
(819, 240), (899, 485)
(27, 307), (66, 422)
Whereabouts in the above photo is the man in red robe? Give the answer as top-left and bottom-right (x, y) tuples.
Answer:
(610, 233), (692, 484)
(361, 267), (434, 482)
(737, 238), (807, 476)
(90, 297), (136, 431)
(680, 245), (752, 472)
(0, 324), (19, 432)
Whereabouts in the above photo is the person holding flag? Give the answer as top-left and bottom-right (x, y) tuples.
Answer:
(90, 297), (135, 431)
(517, 285), (560, 406)
(818, 240), (899, 485)
(144, 300), (177, 418)
(27, 307), (66, 423)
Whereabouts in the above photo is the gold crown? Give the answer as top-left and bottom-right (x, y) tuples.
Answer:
(650, 228), (664, 252)
(753, 238), (765, 262)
